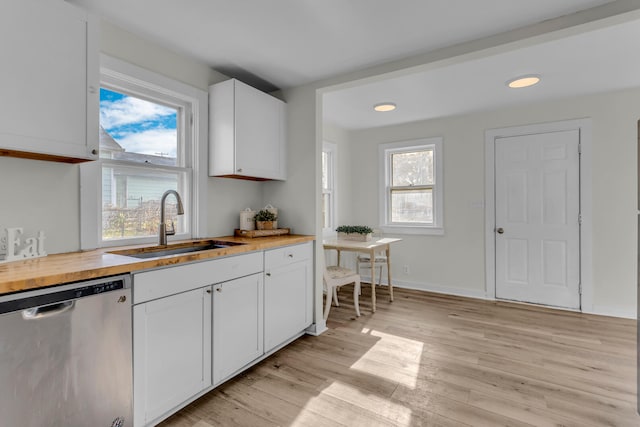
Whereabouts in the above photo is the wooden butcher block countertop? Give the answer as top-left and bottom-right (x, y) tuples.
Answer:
(0, 235), (315, 296)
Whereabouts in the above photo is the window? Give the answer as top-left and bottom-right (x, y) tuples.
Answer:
(80, 55), (208, 249)
(379, 137), (443, 235)
(99, 87), (190, 241)
(322, 142), (337, 235)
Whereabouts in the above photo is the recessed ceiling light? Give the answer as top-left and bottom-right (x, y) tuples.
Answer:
(374, 102), (396, 112)
(506, 75), (541, 89)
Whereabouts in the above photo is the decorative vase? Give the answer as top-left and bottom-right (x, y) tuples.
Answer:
(256, 220), (277, 230)
(338, 232), (372, 242)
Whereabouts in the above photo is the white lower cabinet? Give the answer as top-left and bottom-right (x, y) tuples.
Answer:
(133, 286), (212, 427)
(132, 245), (313, 426)
(212, 273), (264, 385)
(264, 242), (313, 352)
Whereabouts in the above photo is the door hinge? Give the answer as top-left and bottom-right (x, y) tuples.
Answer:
(578, 141), (582, 155)
(190, 113), (194, 126)
(578, 214), (582, 225)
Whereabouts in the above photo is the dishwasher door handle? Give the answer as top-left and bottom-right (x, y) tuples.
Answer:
(22, 301), (75, 320)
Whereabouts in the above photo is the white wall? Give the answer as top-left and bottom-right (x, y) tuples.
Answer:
(263, 85), (318, 236)
(207, 178), (263, 237)
(2, 7), (636, 323)
(323, 123), (353, 229)
(101, 21), (225, 92)
(0, 20), (265, 253)
(262, 7), (640, 331)
(337, 88), (638, 318)
(0, 157), (81, 254)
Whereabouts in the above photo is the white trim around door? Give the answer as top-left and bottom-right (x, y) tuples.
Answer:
(485, 118), (593, 313)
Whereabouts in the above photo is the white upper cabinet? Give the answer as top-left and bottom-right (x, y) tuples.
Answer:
(209, 79), (286, 180)
(0, 0), (99, 162)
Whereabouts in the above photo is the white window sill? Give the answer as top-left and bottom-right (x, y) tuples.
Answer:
(100, 233), (192, 248)
(380, 225), (444, 236)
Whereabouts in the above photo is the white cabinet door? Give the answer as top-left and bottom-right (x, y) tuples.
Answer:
(209, 79), (286, 180)
(264, 244), (313, 352)
(0, 0), (99, 162)
(133, 286), (212, 427)
(212, 273), (264, 385)
(234, 81), (285, 180)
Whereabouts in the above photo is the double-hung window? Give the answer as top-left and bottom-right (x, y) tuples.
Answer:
(379, 137), (444, 235)
(80, 55), (207, 248)
(322, 142), (337, 235)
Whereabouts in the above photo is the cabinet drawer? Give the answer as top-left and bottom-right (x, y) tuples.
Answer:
(264, 242), (312, 270)
(134, 251), (263, 304)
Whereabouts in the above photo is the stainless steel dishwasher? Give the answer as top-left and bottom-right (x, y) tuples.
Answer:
(0, 274), (133, 427)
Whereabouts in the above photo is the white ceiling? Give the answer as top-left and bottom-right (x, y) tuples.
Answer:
(323, 17), (640, 129)
(68, 0), (640, 130)
(70, 0), (615, 91)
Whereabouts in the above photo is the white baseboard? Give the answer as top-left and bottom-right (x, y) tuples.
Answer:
(583, 305), (636, 320)
(359, 275), (489, 300)
(305, 320), (328, 336)
(360, 275), (636, 320)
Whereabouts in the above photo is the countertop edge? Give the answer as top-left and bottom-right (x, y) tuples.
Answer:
(0, 235), (316, 296)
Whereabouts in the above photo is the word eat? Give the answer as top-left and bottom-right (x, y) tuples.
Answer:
(0, 228), (47, 263)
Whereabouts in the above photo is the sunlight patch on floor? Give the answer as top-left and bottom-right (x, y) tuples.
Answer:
(352, 327), (424, 389)
(294, 380), (414, 426)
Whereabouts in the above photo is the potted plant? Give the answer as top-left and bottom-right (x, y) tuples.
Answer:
(335, 225), (373, 241)
(255, 209), (278, 230)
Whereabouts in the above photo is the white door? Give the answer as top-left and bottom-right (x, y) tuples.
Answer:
(495, 130), (580, 309)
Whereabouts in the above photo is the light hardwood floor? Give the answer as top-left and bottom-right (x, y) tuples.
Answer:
(161, 285), (639, 427)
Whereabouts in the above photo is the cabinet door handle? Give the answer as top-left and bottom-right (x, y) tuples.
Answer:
(266, 273), (271, 277)
(237, 168), (243, 173)
(216, 287), (222, 292)
(206, 289), (212, 294)
(288, 254), (294, 258)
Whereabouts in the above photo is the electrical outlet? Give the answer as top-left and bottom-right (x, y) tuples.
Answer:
(403, 265), (410, 275)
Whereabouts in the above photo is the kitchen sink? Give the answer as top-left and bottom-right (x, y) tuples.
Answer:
(109, 240), (246, 259)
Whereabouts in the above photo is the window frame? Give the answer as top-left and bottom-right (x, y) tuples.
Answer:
(378, 137), (444, 235)
(80, 54), (208, 249)
(322, 141), (338, 236)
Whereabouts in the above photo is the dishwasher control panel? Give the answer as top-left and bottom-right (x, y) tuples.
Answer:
(0, 274), (131, 315)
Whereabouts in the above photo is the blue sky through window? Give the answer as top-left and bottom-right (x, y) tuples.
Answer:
(100, 88), (178, 158)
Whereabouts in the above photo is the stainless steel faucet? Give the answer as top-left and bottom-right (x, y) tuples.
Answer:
(159, 190), (184, 246)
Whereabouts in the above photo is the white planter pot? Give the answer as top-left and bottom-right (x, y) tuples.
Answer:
(338, 232), (372, 242)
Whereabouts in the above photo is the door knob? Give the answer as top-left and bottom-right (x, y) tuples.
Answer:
(496, 227), (504, 234)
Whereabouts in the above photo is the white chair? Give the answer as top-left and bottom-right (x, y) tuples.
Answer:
(320, 250), (361, 320)
(356, 231), (387, 287)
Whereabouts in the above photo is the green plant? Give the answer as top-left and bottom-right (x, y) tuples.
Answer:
(255, 209), (277, 221)
(335, 225), (373, 235)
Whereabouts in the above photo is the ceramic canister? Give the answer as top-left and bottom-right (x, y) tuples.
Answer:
(239, 208), (256, 230)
